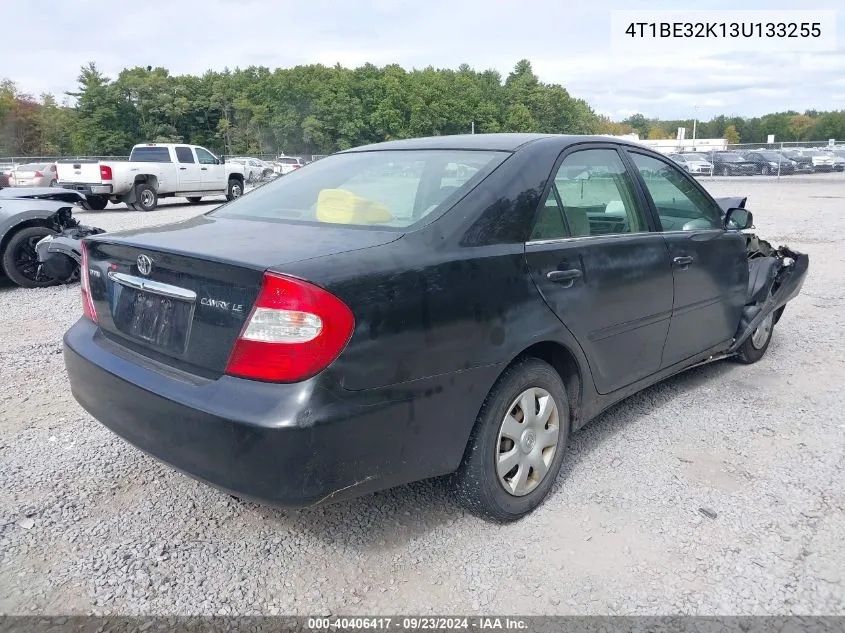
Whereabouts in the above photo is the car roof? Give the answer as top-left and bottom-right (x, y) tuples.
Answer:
(339, 133), (647, 153)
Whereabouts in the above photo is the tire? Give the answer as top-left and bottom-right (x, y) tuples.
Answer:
(1, 226), (59, 288)
(186, 197), (203, 204)
(761, 165), (770, 176)
(48, 179), (57, 187)
(721, 166), (730, 176)
(126, 202), (140, 211)
(135, 183), (158, 212)
(735, 311), (775, 364)
(451, 358), (570, 522)
(226, 178), (243, 202)
(85, 195), (109, 211)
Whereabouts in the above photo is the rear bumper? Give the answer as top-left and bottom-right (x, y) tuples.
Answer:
(59, 183), (113, 195)
(64, 319), (495, 506)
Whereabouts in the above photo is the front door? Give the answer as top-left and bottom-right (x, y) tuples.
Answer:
(524, 146), (675, 395)
(174, 146), (202, 191)
(196, 147), (225, 191)
(627, 151), (747, 368)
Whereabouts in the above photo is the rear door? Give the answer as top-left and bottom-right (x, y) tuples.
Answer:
(626, 150), (746, 368)
(174, 146), (202, 190)
(524, 145), (674, 395)
(196, 147), (225, 191)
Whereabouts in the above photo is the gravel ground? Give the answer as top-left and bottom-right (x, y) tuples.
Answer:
(1, 174), (844, 616)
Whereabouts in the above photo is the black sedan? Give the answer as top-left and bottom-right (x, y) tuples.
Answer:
(63, 134), (808, 522)
(741, 151), (796, 175)
(709, 152), (758, 176)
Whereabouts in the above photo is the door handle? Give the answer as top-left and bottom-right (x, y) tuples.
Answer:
(179, 167), (187, 170)
(673, 256), (694, 267)
(200, 167), (208, 171)
(547, 269), (582, 285)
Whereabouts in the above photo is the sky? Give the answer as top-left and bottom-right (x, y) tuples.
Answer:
(4, 0), (844, 121)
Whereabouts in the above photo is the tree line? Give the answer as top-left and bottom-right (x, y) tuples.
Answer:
(1, 59), (843, 158)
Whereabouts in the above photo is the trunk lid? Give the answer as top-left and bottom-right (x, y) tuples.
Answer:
(85, 216), (401, 376)
(56, 160), (104, 183)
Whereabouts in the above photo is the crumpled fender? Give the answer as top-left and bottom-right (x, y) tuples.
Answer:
(729, 241), (809, 353)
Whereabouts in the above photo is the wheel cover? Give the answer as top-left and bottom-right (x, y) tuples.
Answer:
(232, 184), (242, 197)
(12, 234), (52, 283)
(496, 387), (560, 497)
(140, 190), (155, 207)
(751, 313), (774, 350)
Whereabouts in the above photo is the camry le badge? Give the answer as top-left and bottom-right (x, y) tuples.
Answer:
(137, 254), (153, 276)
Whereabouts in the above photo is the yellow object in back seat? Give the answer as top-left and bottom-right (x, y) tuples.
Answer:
(316, 189), (393, 224)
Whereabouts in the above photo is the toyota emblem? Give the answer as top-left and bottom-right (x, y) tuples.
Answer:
(137, 254), (153, 276)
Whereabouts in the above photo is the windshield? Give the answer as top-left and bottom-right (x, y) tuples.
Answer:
(212, 149), (508, 229)
(716, 153), (743, 162)
(757, 152), (783, 160)
(684, 153), (708, 161)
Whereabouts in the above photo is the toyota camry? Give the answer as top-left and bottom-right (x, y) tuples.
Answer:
(63, 134), (808, 522)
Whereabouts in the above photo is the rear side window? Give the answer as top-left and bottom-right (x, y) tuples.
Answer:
(175, 146), (195, 163)
(211, 149), (508, 229)
(550, 148), (647, 237)
(130, 147), (171, 162)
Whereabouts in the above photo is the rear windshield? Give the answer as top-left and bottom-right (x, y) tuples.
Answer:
(278, 157), (301, 164)
(16, 163), (49, 171)
(212, 149), (508, 229)
(129, 147), (172, 162)
(683, 153), (707, 161)
(716, 153), (743, 162)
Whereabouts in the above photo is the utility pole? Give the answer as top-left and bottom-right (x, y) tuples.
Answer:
(471, 121), (475, 134)
(692, 105), (699, 149)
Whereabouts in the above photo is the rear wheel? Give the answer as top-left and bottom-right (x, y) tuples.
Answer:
(226, 178), (243, 202)
(721, 166), (730, 176)
(85, 195), (109, 211)
(735, 312), (774, 364)
(2, 226), (59, 288)
(48, 179), (57, 187)
(452, 358), (570, 522)
(135, 183), (158, 212)
(186, 196), (202, 204)
(761, 165), (770, 175)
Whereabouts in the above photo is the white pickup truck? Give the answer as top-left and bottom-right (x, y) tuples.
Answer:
(56, 143), (246, 211)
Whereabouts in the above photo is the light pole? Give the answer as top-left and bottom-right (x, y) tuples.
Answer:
(692, 105), (699, 150)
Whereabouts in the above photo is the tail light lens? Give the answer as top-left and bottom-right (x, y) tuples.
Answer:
(225, 272), (354, 382)
(100, 165), (113, 180)
(34, 170), (43, 177)
(80, 241), (98, 323)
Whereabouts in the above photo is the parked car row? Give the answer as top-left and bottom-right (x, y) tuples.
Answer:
(668, 147), (845, 176)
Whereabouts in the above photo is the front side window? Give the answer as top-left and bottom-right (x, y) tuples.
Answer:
(211, 149), (508, 229)
(629, 152), (722, 232)
(549, 148), (647, 237)
(195, 148), (218, 165)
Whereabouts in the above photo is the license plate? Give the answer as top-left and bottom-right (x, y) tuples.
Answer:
(112, 287), (193, 353)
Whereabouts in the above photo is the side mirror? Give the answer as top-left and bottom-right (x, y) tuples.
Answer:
(724, 207), (753, 230)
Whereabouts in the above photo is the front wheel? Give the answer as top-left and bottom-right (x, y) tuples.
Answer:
(226, 178), (243, 202)
(451, 358), (570, 522)
(735, 312), (774, 364)
(721, 166), (730, 176)
(1, 226), (59, 288)
(761, 165), (770, 176)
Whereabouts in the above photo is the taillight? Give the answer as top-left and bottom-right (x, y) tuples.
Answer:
(80, 242), (98, 323)
(225, 272), (354, 382)
(100, 165), (112, 180)
(34, 170), (43, 177)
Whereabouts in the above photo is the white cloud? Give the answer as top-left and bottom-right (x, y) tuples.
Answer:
(2, 0), (844, 119)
